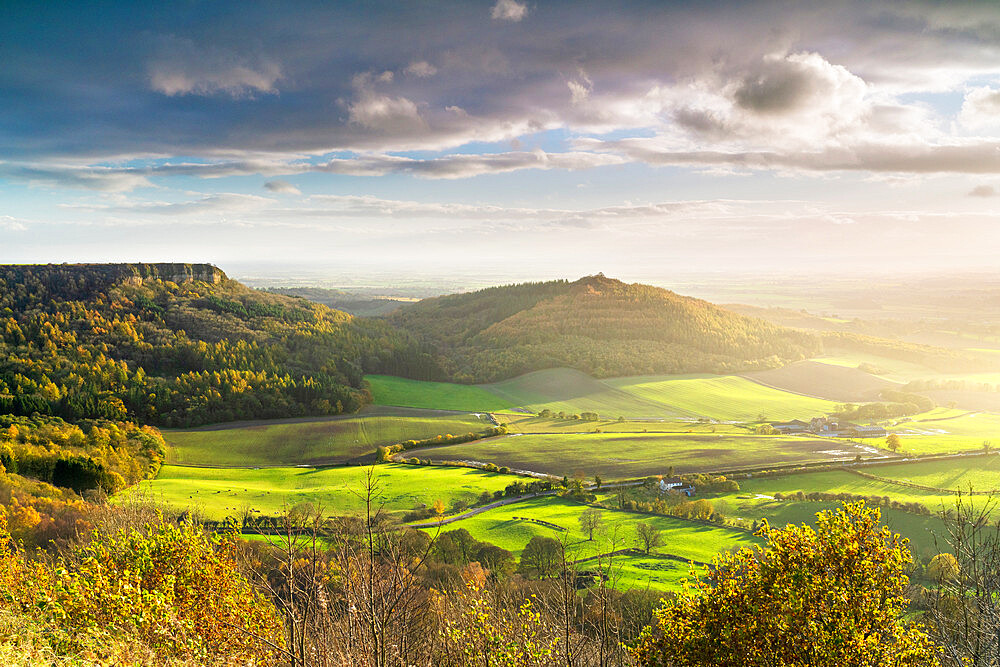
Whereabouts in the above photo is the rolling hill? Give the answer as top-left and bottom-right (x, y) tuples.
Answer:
(389, 274), (821, 382)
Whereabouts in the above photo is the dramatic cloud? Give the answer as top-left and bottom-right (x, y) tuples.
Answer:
(147, 36), (281, 98)
(6, 1), (1000, 272)
(264, 180), (302, 195)
(491, 0), (528, 22)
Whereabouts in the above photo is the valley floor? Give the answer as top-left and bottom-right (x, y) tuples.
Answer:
(130, 359), (1000, 592)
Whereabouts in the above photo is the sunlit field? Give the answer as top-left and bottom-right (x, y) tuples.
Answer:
(163, 408), (494, 466)
(412, 432), (873, 479)
(127, 463), (514, 520)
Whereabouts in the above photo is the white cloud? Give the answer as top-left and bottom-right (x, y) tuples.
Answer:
(0, 163), (153, 192)
(404, 61), (437, 78)
(60, 193), (275, 220)
(960, 87), (1000, 129)
(264, 179), (302, 195)
(304, 193), (768, 223)
(491, 0), (528, 22)
(0, 216), (27, 232)
(568, 70), (593, 105)
(579, 136), (1000, 175)
(347, 72), (425, 133)
(148, 36), (281, 98)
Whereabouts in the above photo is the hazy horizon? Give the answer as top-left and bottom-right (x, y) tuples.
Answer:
(5, 1), (1000, 274)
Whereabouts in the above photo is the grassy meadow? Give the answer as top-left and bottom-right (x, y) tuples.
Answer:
(887, 410), (1000, 454)
(365, 374), (514, 412)
(865, 455), (1000, 491)
(162, 407), (494, 466)
(421, 494), (760, 581)
(414, 432), (871, 479)
(368, 367), (848, 422)
(494, 414), (748, 434)
(127, 463), (514, 520)
(484, 369), (686, 419)
(605, 374), (840, 422)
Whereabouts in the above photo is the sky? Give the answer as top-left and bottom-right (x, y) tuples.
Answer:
(4, 0), (1000, 281)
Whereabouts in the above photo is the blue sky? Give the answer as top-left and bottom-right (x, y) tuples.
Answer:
(4, 0), (1000, 278)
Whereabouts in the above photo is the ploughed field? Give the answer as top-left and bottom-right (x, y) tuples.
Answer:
(414, 432), (876, 479)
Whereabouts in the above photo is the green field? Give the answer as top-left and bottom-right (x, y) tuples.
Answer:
(127, 463), (515, 520)
(606, 374), (840, 422)
(423, 495), (760, 577)
(162, 408), (494, 466)
(495, 414), (748, 435)
(712, 496), (947, 561)
(867, 455), (1000, 492)
(366, 375), (514, 412)
(367, 368), (850, 422)
(485, 368), (685, 419)
(414, 432), (870, 479)
(887, 410), (1000, 454)
(734, 470), (954, 508)
(607, 554), (696, 591)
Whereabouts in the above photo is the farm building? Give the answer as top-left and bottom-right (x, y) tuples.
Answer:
(772, 419), (809, 434)
(809, 417), (840, 433)
(659, 479), (695, 496)
(847, 424), (887, 439)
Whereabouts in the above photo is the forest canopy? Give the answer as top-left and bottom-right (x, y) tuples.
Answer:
(0, 263), (435, 428)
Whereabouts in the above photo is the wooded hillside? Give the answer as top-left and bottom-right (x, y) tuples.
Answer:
(0, 264), (434, 428)
(390, 275), (821, 382)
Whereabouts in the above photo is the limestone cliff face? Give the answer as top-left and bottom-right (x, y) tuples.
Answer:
(115, 263), (226, 285)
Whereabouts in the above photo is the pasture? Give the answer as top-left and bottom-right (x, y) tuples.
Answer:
(712, 494), (947, 561)
(413, 432), (872, 479)
(162, 407), (494, 466)
(888, 410), (1000, 454)
(494, 414), (747, 435)
(865, 455), (1000, 492)
(126, 463), (514, 520)
(366, 374), (514, 412)
(423, 494), (760, 575)
(605, 374), (840, 421)
(485, 368), (684, 419)
(367, 367), (855, 422)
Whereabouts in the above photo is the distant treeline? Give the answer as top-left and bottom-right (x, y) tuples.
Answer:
(832, 390), (936, 422)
